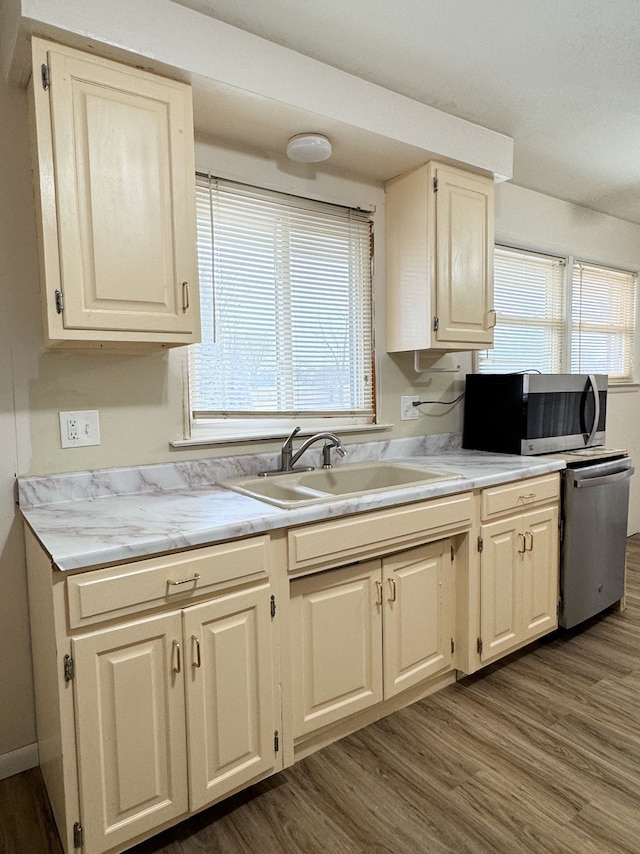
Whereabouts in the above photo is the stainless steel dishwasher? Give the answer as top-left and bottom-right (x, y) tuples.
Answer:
(560, 455), (634, 629)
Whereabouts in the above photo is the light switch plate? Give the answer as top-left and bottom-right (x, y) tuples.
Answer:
(59, 410), (101, 448)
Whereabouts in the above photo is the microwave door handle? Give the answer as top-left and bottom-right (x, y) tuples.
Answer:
(586, 374), (600, 446)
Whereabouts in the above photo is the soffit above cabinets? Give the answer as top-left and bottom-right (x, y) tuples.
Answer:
(4, 0), (513, 183)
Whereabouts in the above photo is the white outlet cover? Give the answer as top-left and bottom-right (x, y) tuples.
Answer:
(400, 395), (420, 421)
(59, 410), (101, 449)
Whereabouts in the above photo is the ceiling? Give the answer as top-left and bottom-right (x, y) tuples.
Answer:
(173, 0), (640, 225)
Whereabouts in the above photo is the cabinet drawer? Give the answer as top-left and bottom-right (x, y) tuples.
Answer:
(481, 474), (560, 521)
(67, 536), (270, 628)
(288, 492), (473, 574)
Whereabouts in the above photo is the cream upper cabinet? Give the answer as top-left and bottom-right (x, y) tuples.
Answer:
(478, 476), (560, 665)
(385, 161), (495, 352)
(29, 38), (200, 347)
(290, 540), (455, 740)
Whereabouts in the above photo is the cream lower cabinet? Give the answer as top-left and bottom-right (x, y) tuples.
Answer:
(25, 530), (278, 854)
(478, 475), (560, 665)
(72, 583), (275, 854)
(290, 539), (454, 739)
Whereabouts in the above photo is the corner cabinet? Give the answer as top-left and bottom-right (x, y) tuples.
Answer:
(477, 474), (560, 665)
(29, 38), (200, 347)
(385, 161), (495, 352)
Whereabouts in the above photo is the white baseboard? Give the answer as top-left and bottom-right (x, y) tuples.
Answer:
(0, 743), (39, 781)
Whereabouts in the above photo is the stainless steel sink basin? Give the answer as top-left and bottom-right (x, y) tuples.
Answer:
(219, 461), (463, 508)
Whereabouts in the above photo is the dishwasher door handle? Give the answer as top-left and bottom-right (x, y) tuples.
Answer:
(574, 466), (634, 488)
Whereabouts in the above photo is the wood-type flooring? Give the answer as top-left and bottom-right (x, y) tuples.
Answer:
(3, 536), (640, 854)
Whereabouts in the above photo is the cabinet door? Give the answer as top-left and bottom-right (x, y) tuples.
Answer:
(434, 164), (494, 347)
(72, 612), (188, 854)
(34, 40), (199, 342)
(480, 516), (521, 662)
(183, 583), (276, 811)
(521, 506), (559, 640)
(290, 561), (383, 739)
(383, 539), (454, 698)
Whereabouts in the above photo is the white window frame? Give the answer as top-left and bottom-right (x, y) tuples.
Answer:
(181, 175), (382, 446)
(477, 245), (637, 384)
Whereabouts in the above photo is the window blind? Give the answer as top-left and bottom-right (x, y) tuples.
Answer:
(478, 246), (566, 373)
(571, 262), (637, 382)
(189, 175), (374, 419)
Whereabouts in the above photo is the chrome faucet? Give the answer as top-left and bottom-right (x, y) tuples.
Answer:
(279, 426), (347, 471)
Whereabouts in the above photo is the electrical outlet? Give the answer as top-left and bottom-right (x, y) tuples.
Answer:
(400, 395), (420, 421)
(59, 410), (101, 449)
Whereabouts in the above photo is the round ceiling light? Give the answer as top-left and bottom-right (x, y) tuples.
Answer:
(286, 133), (332, 163)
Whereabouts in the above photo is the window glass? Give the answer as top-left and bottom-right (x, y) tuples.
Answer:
(478, 246), (636, 382)
(189, 176), (375, 428)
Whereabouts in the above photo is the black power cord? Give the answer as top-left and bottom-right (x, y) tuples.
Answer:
(412, 392), (465, 407)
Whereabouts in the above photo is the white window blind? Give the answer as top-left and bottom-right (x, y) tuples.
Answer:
(478, 246), (566, 373)
(189, 175), (374, 421)
(571, 262), (637, 382)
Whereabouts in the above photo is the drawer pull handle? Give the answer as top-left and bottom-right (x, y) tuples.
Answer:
(167, 572), (201, 587)
(388, 578), (397, 602)
(518, 533), (527, 554)
(375, 581), (383, 607)
(520, 493), (536, 501)
(182, 281), (190, 312)
(192, 635), (201, 668)
(172, 640), (181, 674)
(526, 531), (534, 551)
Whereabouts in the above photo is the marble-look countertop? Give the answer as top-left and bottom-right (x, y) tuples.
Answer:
(18, 436), (566, 572)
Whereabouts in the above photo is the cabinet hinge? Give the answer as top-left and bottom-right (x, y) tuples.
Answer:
(41, 63), (50, 91)
(477, 637), (483, 654)
(450, 638), (455, 654)
(477, 536), (483, 553)
(274, 730), (279, 753)
(433, 175), (439, 193)
(270, 595), (276, 620)
(433, 316), (439, 332)
(63, 654), (74, 682)
(73, 821), (84, 848)
(55, 289), (64, 314)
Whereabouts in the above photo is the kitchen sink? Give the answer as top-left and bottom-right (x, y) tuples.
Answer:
(219, 461), (463, 508)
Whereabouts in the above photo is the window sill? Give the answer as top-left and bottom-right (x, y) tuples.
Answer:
(609, 382), (640, 393)
(170, 422), (394, 449)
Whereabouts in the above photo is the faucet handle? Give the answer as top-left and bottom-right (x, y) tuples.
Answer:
(282, 426), (301, 449)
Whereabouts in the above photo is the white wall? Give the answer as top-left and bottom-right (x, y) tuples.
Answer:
(495, 182), (640, 534)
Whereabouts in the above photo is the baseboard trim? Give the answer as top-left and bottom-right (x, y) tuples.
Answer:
(0, 743), (39, 781)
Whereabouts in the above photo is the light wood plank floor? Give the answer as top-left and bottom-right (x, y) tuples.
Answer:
(4, 536), (640, 854)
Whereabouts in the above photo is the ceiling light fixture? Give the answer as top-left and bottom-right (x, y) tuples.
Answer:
(286, 133), (332, 163)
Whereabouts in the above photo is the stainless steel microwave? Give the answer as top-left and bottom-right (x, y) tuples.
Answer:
(462, 373), (608, 455)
